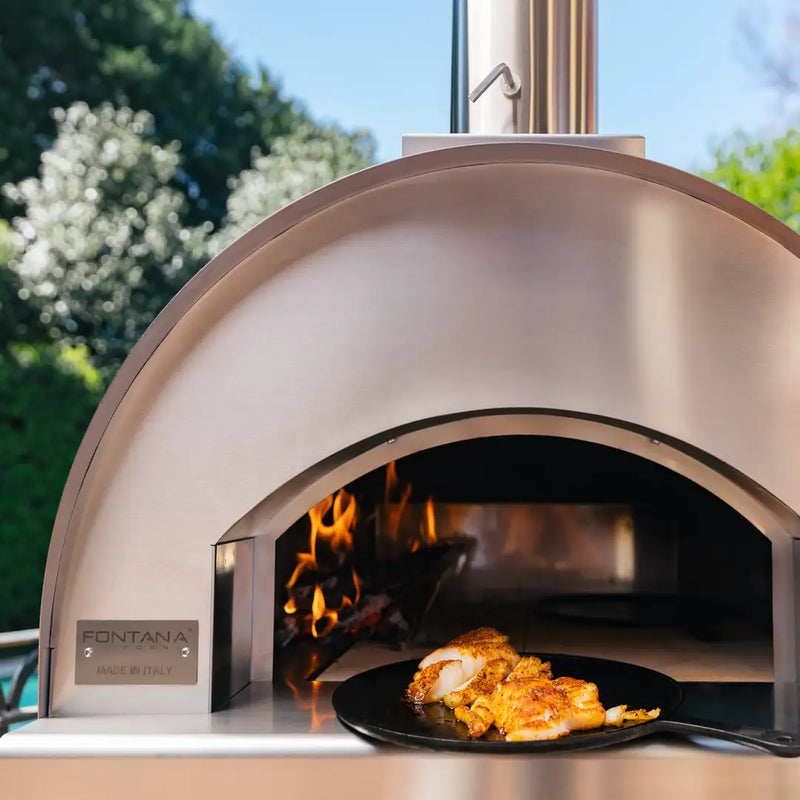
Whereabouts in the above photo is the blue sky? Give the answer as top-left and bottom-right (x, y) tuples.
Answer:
(190, 0), (798, 170)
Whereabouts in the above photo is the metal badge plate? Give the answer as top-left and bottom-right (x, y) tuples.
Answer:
(75, 620), (198, 685)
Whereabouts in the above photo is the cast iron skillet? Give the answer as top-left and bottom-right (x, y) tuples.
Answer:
(332, 653), (800, 756)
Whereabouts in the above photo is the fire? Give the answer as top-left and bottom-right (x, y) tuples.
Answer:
(351, 566), (361, 605)
(423, 496), (437, 545)
(284, 464), (441, 640)
(309, 490), (357, 556)
(339, 567), (361, 610)
(311, 583), (338, 638)
(284, 488), (361, 633)
(283, 553), (316, 614)
(384, 461), (412, 542)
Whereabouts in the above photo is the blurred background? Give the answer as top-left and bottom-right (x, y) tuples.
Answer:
(2, 0), (800, 714)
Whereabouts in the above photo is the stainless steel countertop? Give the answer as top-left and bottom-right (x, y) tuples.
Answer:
(6, 681), (800, 799)
(0, 680), (769, 758)
(0, 681), (371, 757)
(4, 744), (800, 800)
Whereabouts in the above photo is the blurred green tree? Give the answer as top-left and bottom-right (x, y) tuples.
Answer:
(0, 343), (102, 632)
(0, 0), (372, 227)
(701, 130), (800, 232)
(0, 221), (45, 346)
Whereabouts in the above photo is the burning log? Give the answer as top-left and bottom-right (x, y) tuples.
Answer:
(276, 537), (474, 657)
(275, 462), (475, 679)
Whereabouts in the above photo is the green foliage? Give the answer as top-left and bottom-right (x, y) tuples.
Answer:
(0, 345), (102, 631)
(701, 130), (800, 231)
(0, 0), (372, 227)
(0, 221), (45, 346)
(4, 102), (374, 375)
(211, 123), (376, 254)
(4, 102), (210, 374)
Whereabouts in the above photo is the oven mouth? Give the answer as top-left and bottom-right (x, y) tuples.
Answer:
(212, 408), (800, 720)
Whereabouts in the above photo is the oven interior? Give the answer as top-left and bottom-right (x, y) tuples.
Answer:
(213, 434), (774, 718)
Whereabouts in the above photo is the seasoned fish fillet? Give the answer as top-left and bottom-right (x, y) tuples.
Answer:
(550, 676), (606, 732)
(409, 628), (521, 704)
(417, 639), (520, 676)
(407, 659), (470, 703)
(448, 627), (509, 646)
(506, 656), (553, 680)
(418, 628), (515, 667)
(488, 677), (572, 741)
(458, 672), (661, 741)
(410, 628), (660, 740)
(443, 658), (513, 708)
(454, 697), (497, 738)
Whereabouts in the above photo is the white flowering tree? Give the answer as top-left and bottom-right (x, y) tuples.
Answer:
(210, 124), (374, 255)
(5, 104), (373, 373)
(4, 102), (210, 372)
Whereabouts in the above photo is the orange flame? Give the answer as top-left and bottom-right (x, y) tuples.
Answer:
(384, 461), (412, 542)
(284, 465), (441, 639)
(311, 583), (338, 638)
(309, 490), (357, 557)
(351, 566), (361, 605)
(283, 552), (317, 614)
(284, 488), (361, 636)
(339, 567), (361, 610)
(423, 496), (437, 545)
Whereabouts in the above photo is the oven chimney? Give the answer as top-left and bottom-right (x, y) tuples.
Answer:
(452, 0), (597, 135)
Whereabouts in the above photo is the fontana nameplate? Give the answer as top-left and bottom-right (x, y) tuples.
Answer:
(75, 620), (198, 685)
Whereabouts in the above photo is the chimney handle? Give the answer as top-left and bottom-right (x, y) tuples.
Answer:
(468, 62), (522, 103)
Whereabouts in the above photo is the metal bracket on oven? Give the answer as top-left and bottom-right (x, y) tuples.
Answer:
(469, 62), (522, 102)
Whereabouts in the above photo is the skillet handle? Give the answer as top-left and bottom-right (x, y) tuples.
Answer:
(652, 716), (800, 757)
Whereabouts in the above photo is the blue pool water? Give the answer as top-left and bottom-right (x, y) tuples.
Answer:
(1, 676), (38, 730)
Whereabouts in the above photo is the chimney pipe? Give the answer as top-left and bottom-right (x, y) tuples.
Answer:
(452, 0), (597, 135)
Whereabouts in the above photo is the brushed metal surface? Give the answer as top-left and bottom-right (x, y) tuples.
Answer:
(4, 752), (800, 800)
(211, 540), (253, 708)
(0, 679), (775, 755)
(402, 133), (645, 156)
(465, 0), (596, 133)
(38, 144), (800, 718)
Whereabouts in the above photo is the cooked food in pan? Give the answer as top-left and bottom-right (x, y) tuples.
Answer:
(407, 628), (660, 741)
(406, 627), (520, 704)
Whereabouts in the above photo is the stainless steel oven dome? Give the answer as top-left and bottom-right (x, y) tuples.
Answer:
(31, 142), (800, 719)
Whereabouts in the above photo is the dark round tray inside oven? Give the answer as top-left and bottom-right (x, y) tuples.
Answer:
(534, 593), (730, 641)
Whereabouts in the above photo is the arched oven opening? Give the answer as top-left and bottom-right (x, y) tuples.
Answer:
(212, 412), (791, 718)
